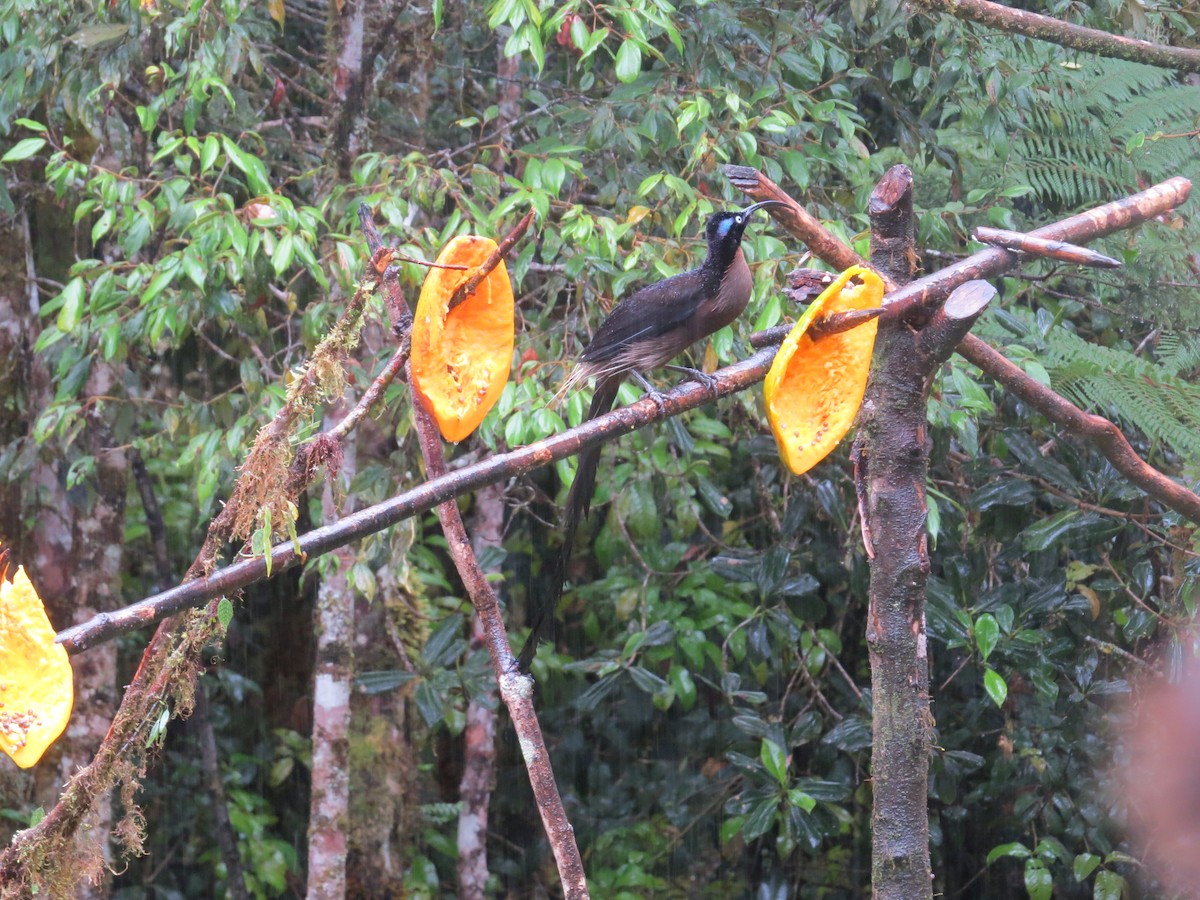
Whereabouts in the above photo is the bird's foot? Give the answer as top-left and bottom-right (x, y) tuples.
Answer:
(668, 365), (721, 401)
(631, 371), (671, 414)
(645, 388), (670, 415)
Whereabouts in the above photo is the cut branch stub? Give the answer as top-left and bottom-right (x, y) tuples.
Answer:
(972, 227), (1122, 268)
(764, 266), (884, 475)
(410, 235), (515, 442)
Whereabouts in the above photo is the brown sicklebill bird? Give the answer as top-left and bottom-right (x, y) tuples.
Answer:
(518, 199), (785, 671)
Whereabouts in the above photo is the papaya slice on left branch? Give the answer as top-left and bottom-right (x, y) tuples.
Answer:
(0, 546), (73, 768)
(410, 235), (515, 442)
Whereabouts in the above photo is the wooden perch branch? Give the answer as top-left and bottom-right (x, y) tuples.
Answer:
(725, 165), (862, 270)
(56, 172), (1200, 653)
(912, 0), (1200, 74)
(956, 337), (1200, 523)
(57, 346), (781, 653)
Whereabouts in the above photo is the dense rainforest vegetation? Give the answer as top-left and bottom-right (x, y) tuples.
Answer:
(1, 0), (1198, 897)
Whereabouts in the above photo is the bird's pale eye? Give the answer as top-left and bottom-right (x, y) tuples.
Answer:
(735, 215), (743, 224)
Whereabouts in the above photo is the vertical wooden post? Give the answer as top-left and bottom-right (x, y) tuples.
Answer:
(859, 166), (994, 898)
(858, 164), (933, 900)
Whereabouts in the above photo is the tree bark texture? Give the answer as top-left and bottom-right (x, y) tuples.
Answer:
(33, 364), (129, 897)
(457, 483), (504, 899)
(325, 0), (368, 180)
(307, 413), (357, 900)
(860, 169), (996, 898)
(859, 166), (933, 899)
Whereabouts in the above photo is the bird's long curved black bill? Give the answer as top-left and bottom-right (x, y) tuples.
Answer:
(740, 199), (788, 217)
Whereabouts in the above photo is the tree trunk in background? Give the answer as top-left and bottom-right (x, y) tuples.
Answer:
(4, 202), (130, 896)
(307, 408), (357, 899)
(493, 49), (521, 174)
(326, 0), (368, 181)
(194, 689), (249, 900)
(345, 430), (419, 894)
(457, 483), (505, 898)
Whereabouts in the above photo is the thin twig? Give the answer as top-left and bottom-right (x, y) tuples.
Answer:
(371, 247), (469, 271)
(447, 209), (537, 311)
(1083, 634), (1158, 673)
(1099, 554), (1174, 625)
(817, 633), (865, 701)
(330, 346), (409, 441)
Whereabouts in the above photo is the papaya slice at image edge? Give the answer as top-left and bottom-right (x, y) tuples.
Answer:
(410, 236), (515, 443)
(0, 555), (73, 768)
(764, 266), (883, 475)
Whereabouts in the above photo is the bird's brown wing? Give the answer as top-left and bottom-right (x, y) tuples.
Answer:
(579, 270), (706, 364)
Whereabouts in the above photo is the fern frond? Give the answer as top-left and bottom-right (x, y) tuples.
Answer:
(1157, 332), (1200, 377)
(991, 316), (1200, 460)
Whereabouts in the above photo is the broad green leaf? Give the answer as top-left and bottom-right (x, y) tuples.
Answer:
(569, 16), (588, 51)
(669, 665), (696, 710)
(614, 40), (642, 83)
(983, 667), (1008, 708)
(987, 842), (1031, 864)
(273, 232), (295, 276)
(56, 278), (86, 333)
(200, 134), (220, 173)
(1023, 859), (1053, 900)
(975, 613), (1000, 661)
(1093, 870), (1126, 900)
(542, 158), (566, 195)
(787, 789), (816, 813)
(741, 798), (776, 841)
(761, 738), (788, 787)
(1072, 852), (1101, 882)
(3, 137), (46, 163)
(719, 816), (744, 845)
(220, 136), (271, 194)
(91, 209), (114, 244)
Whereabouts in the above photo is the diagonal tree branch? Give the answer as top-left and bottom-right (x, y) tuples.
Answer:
(912, 0), (1200, 74)
(410, 381), (588, 899)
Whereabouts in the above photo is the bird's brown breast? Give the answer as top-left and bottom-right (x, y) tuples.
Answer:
(698, 248), (752, 335)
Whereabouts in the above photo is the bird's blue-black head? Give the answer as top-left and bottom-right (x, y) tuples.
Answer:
(704, 200), (786, 264)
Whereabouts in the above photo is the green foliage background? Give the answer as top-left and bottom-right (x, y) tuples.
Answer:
(0, 0), (1197, 896)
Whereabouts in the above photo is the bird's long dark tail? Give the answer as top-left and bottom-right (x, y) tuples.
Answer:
(517, 375), (621, 672)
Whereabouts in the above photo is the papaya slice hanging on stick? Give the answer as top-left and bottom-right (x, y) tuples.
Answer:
(0, 546), (73, 768)
(764, 266), (883, 475)
(410, 236), (515, 442)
